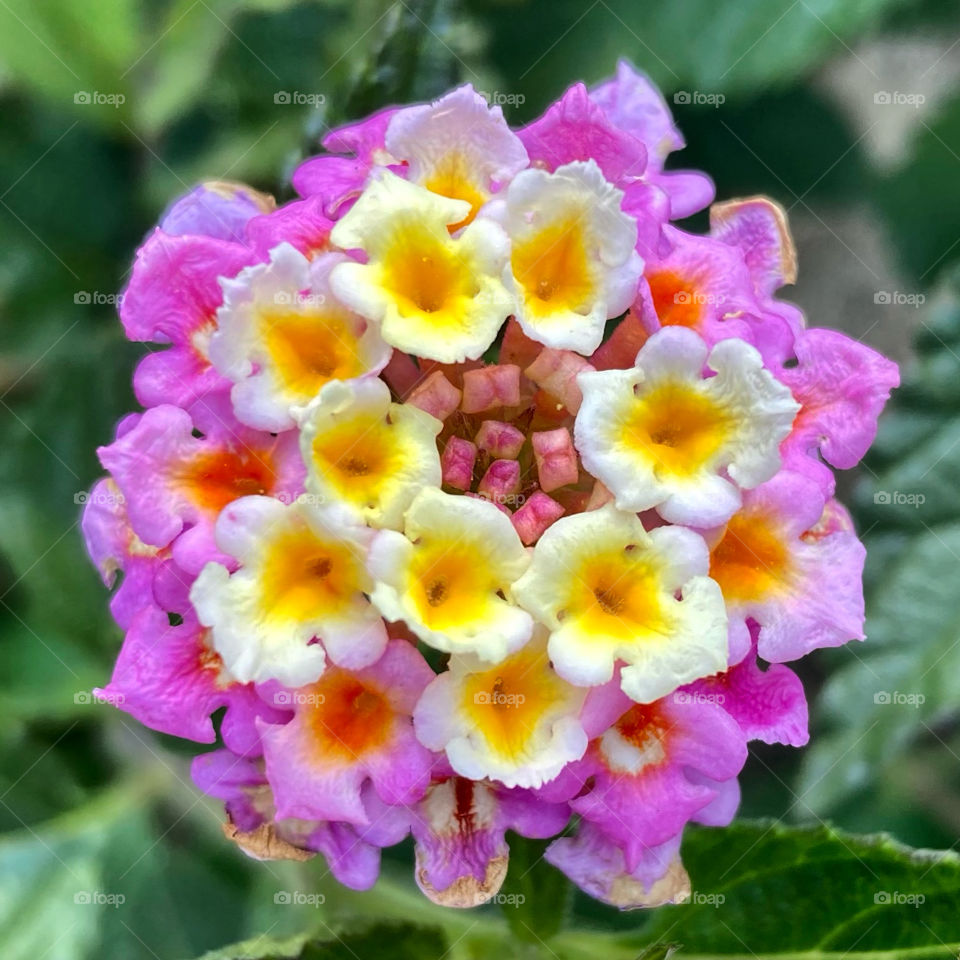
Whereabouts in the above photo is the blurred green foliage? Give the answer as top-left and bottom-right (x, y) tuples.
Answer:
(2, 0), (960, 956)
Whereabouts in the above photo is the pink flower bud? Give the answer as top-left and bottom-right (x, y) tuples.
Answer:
(511, 491), (565, 545)
(532, 427), (579, 493)
(478, 459), (521, 503)
(461, 364), (521, 413)
(441, 436), (477, 491)
(407, 370), (462, 421)
(474, 420), (525, 459)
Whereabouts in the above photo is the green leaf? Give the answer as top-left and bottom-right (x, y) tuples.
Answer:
(798, 265), (960, 819)
(498, 834), (572, 943)
(191, 822), (960, 960)
(191, 922), (448, 960)
(468, 0), (916, 120)
(0, 780), (156, 960)
(0, 0), (140, 125)
(624, 820), (960, 957)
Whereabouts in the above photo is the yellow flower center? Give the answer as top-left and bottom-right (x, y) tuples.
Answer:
(307, 416), (400, 509)
(570, 550), (672, 641)
(624, 381), (731, 478)
(260, 307), (365, 394)
(409, 541), (494, 631)
(511, 216), (595, 317)
(260, 526), (362, 622)
(423, 152), (487, 232)
(461, 645), (570, 762)
(381, 223), (476, 319)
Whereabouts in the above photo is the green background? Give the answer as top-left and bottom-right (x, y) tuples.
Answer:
(2, 0), (960, 956)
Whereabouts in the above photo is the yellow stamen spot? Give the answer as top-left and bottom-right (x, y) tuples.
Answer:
(624, 381), (731, 478)
(512, 218), (595, 317)
(573, 553), (671, 640)
(381, 223), (476, 320)
(410, 544), (492, 630)
(260, 307), (365, 394)
(308, 418), (398, 507)
(461, 645), (568, 761)
(424, 152), (487, 231)
(261, 527), (362, 622)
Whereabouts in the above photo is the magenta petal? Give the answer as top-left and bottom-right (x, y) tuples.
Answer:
(519, 82), (647, 183)
(779, 328), (899, 471)
(245, 195), (333, 259)
(689, 631), (809, 747)
(80, 476), (163, 628)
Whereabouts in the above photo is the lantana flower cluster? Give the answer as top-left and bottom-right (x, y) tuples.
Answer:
(82, 63), (899, 909)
